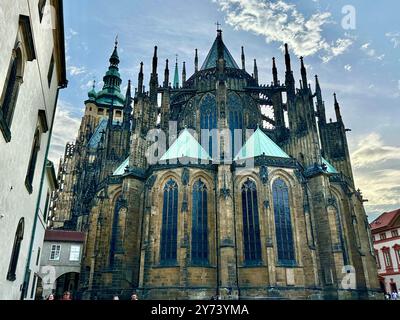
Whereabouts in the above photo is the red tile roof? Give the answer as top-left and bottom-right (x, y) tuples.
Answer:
(370, 208), (400, 232)
(44, 230), (86, 243)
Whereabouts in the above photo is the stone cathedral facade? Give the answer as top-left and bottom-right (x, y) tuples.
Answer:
(52, 29), (379, 300)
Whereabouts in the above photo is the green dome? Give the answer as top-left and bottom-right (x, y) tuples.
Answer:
(88, 88), (97, 100)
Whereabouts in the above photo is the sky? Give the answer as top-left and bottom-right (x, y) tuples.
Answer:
(49, 0), (400, 222)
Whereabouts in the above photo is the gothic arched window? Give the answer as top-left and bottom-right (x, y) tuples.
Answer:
(109, 196), (125, 267)
(228, 93), (243, 158)
(272, 178), (295, 265)
(327, 202), (347, 265)
(160, 179), (178, 264)
(241, 179), (262, 264)
(191, 179), (208, 265)
(200, 94), (217, 157)
(7, 218), (24, 281)
(0, 46), (23, 142)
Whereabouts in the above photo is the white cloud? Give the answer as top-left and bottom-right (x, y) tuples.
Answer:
(344, 64), (352, 71)
(351, 133), (400, 220)
(213, 0), (353, 61)
(48, 100), (81, 166)
(80, 80), (96, 91)
(360, 42), (385, 61)
(69, 28), (78, 36)
(352, 133), (400, 168)
(386, 32), (400, 48)
(68, 65), (86, 76)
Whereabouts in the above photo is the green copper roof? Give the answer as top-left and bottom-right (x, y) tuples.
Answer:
(234, 128), (290, 161)
(201, 37), (240, 70)
(173, 60), (179, 88)
(322, 157), (338, 174)
(88, 88), (97, 100)
(113, 157), (129, 176)
(160, 129), (211, 161)
(95, 89), (125, 107)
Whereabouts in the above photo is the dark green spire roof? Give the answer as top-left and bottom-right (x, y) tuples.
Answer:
(173, 56), (179, 88)
(95, 40), (125, 107)
(201, 31), (240, 70)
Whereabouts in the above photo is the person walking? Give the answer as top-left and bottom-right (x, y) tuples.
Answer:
(62, 291), (72, 300)
(131, 293), (139, 300)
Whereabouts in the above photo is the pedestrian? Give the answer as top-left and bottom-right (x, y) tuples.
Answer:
(131, 292), (139, 300)
(392, 291), (398, 300)
(62, 291), (72, 300)
(47, 294), (55, 300)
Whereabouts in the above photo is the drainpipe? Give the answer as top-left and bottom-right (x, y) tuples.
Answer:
(20, 87), (61, 300)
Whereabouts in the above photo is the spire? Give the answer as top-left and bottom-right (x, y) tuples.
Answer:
(284, 43), (291, 72)
(88, 79), (97, 100)
(182, 61), (186, 84)
(284, 43), (295, 99)
(123, 80), (132, 128)
(195, 49), (199, 72)
(125, 79), (131, 99)
(253, 59), (258, 84)
(173, 55), (179, 89)
(300, 56), (308, 89)
(315, 75), (326, 124)
(334, 93), (342, 122)
(150, 46), (159, 104)
(109, 36), (120, 67)
(152, 46), (158, 75)
(272, 57), (278, 85)
(102, 39), (122, 92)
(241, 46), (246, 70)
(315, 75), (322, 103)
(138, 62), (144, 94)
(163, 59), (169, 87)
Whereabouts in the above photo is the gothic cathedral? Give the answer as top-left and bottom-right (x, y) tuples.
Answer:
(52, 29), (379, 300)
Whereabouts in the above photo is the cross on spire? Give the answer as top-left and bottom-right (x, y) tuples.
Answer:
(114, 34), (119, 48)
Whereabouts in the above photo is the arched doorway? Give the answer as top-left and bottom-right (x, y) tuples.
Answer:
(54, 272), (80, 299)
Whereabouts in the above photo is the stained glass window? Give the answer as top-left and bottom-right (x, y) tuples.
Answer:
(109, 196), (122, 267)
(272, 178), (295, 266)
(200, 94), (217, 157)
(241, 179), (262, 264)
(228, 93), (243, 159)
(191, 179), (208, 265)
(160, 179), (179, 264)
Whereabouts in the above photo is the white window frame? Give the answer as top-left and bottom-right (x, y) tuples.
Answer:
(69, 245), (81, 261)
(49, 244), (61, 261)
